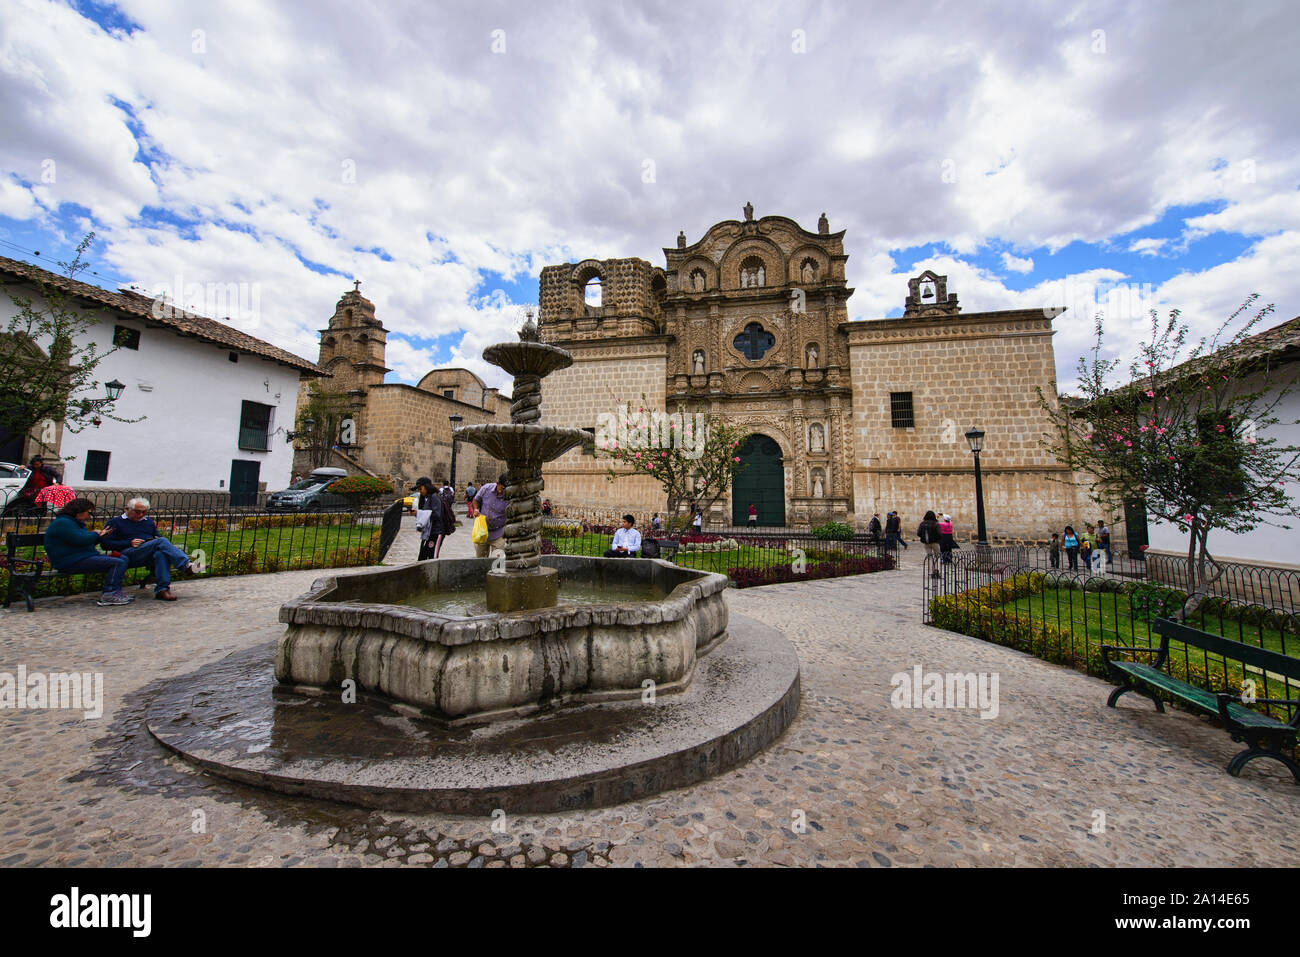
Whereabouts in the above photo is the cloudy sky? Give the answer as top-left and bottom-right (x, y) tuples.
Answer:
(2, 0), (1297, 393)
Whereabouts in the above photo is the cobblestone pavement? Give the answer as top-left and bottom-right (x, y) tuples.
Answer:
(1, 519), (1295, 868)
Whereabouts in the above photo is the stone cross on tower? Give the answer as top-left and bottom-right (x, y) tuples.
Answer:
(353, 280), (361, 293)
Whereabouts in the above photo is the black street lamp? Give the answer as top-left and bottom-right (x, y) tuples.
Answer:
(965, 427), (989, 547)
(285, 417), (315, 444)
(449, 414), (463, 487)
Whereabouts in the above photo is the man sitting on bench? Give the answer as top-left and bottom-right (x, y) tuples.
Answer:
(43, 498), (132, 606)
(604, 514), (641, 558)
(101, 497), (196, 602)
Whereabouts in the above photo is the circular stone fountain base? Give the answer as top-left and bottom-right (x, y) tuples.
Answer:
(146, 613), (799, 814)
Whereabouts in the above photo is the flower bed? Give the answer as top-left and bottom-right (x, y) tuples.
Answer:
(728, 555), (894, 588)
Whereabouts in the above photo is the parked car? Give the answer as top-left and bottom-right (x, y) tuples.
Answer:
(0, 462), (33, 516)
(265, 467), (351, 512)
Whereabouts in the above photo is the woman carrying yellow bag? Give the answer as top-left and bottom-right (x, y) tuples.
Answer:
(471, 474), (509, 558)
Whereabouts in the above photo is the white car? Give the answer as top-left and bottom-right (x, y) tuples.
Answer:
(0, 462), (32, 514)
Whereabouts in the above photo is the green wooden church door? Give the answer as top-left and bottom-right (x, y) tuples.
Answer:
(732, 434), (785, 526)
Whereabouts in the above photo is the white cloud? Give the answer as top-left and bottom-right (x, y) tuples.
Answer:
(1001, 252), (1034, 273)
(1128, 237), (1167, 255)
(0, 0), (1296, 397)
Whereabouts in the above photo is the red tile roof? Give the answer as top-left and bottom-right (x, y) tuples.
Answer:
(0, 255), (325, 376)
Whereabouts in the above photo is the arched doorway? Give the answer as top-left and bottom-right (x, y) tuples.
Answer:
(732, 434), (784, 526)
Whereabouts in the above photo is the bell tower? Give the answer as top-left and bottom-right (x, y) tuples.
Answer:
(318, 280), (390, 392)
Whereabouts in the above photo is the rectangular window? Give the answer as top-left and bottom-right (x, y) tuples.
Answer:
(84, 450), (110, 482)
(228, 351), (239, 363)
(238, 400), (274, 451)
(443, 389), (455, 399)
(581, 426), (596, 456)
(890, 392), (915, 429)
(113, 325), (140, 350)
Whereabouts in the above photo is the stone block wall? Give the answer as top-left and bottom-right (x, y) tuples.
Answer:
(845, 309), (1086, 538)
(363, 385), (507, 490)
(539, 339), (669, 517)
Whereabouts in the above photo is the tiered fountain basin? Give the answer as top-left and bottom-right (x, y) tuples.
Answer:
(275, 555), (729, 725)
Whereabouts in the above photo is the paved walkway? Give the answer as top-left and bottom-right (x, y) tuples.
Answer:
(0, 517), (1295, 867)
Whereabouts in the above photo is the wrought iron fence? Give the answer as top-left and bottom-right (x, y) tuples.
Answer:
(922, 546), (1300, 722)
(2, 497), (403, 604)
(540, 521), (895, 586)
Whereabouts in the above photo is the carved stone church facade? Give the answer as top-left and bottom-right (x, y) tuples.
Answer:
(537, 207), (1083, 539)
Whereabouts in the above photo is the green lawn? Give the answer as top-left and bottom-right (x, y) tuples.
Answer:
(543, 532), (794, 573)
(3, 523), (381, 600)
(1003, 585), (1300, 660)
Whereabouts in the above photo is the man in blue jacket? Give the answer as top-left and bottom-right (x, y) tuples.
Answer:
(43, 498), (133, 606)
(101, 497), (195, 601)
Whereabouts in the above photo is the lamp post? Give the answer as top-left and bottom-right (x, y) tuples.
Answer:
(449, 414), (463, 488)
(965, 427), (989, 548)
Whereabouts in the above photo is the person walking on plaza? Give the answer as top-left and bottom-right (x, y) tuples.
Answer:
(101, 498), (197, 601)
(43, 498), (132, 606)
(1097, 519), (1112, 565)
(1049, 531), (1061, 569)
(917, 510), (941, 577)
(938, 514), (956, 564)
(473, 474), (509, 559)
(747, 502), (757, 526)
(413, 479), (445, 561)
(692, 505), (703, 536)
(885, 511), (907, 552)
(1080, 523), (1096, 573)
(1062, 525), (1080, 571)
(464, 482), (477, 518)
(868, 512), (882, 543)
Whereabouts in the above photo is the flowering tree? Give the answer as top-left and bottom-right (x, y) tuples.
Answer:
(1039, 296), (1300, 608)
(600, 404), (751, 534)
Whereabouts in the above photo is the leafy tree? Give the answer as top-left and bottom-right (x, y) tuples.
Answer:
(599, 400), (751, 534)
(0, 233), (139, 460)
(294, 382), (354, 471)
(1039, 295), (1300, 612)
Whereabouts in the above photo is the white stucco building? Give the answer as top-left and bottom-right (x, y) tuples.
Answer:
(1145, 317), (1300, 568)
(0, 255), (324, 502)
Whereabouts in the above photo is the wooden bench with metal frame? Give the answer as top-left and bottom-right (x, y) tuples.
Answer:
(1103, 616), (1300, 783)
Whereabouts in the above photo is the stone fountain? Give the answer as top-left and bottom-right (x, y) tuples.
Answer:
(454, 316), (588, 612)
(142, 318), (801, 814)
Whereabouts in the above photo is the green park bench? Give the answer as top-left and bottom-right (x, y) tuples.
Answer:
(1103, 616), (1300, 783)
(3, 532), (147, 612)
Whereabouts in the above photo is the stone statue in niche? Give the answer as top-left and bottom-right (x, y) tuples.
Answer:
(691, 269), (704, 291)
(692, 350), (706, 375)
(801, 260), (815, 282)
(813, 473), (825, 498)
(810, 423), (825, 453)
(806, 343), (818, 368)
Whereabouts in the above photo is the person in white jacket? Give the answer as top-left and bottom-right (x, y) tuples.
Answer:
(604, 514), (642, 557)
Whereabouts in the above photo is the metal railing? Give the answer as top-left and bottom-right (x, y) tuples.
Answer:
(3, 498), (403, 603)
(540, 521), (896, 586)
(922, 546), (1300, 722)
